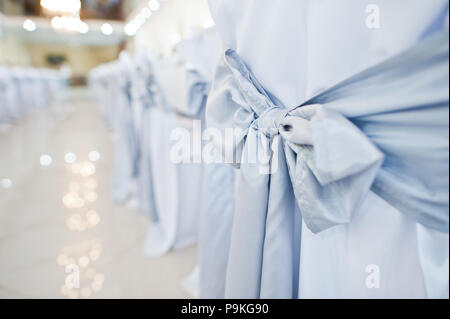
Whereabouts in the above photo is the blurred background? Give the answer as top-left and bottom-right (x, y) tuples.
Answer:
(0, 0), (214, 299)
(0, 0), (214, 83)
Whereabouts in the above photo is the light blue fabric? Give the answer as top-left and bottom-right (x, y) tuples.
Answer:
(112, 59), (140, 204)
(137, 105), (159, 222)
(0, 68), (62, 125)
(0, 73), (11, 123)
(416, 223), (449, 298)
(420, 1), (449, 40)
(130, 51), (173, 224)
(206, 31), (449, 298)
(198, 161), (236, 299)
(299, 31), (449, 233)
(112, 77), (140, 203)
(184, 69), (210, 118)
(11, 75), (25, 119)
(182, 57), (235, 299)
(176, 34), (235, 297)
(132, 57), (161, 222)
(0, 77), (7, 124)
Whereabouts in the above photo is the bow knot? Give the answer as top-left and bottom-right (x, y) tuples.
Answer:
(256, 107), (289, 137)
(220, 48), (386, 233)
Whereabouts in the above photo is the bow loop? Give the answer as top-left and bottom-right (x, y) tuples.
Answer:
(223, 49), (385, 233)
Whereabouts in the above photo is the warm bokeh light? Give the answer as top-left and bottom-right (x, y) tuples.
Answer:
(84, 179), (98, 190)
(51, 16), (89, 34)
(86, 210), (101, 227)
(62, 191), (85, 209)
(78, 256), (90, 268)
(40, 0), (81, 14)
(80, 162), (96, 177)
(81, 287), (92, 298)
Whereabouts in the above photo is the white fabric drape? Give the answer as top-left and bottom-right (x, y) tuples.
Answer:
(207, 0), (449, 298)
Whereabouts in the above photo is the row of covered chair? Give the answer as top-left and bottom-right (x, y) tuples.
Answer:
(89, 0), (449, 299)
(88, 28), (235, 298)
(0, 66), (68, 129)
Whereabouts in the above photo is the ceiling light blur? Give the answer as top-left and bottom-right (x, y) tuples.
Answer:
(135, 13), (146, 26)
(79, 23), (89, 34)
(40, 0), (81, 13)
(101, 23), (113, 36)
(125, 23), (137, 36)
(51, 16), (63, 29)
(23, 19), (37, 32)
(141, 7), (152, 19)
(148, 0), (160, 11)
(51, 16), (89, 34)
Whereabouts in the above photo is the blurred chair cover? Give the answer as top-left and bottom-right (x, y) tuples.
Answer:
(176, 28), (237, 298)
(0, 65), (65, 129)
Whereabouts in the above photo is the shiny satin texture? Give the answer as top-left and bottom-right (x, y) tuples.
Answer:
(207, 0), (448, 298)
(176, 28), (222, 118)
(207, 0), (449, 297)
(176, 29), (236, 298)
(127, 51), (183, 257)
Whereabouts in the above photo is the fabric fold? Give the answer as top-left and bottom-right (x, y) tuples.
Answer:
(215, 31), (449, 235)
(219, 48), (386, 234)
(207, 30), (449, 298)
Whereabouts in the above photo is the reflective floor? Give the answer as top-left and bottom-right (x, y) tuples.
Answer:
(0, 88), (196, 299)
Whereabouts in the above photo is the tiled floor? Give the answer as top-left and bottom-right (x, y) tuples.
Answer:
(0, 88), (197, 299)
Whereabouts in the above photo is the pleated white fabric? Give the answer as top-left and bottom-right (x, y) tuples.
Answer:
(176, 30), (237, 298)
(207, 0), (449, 298)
